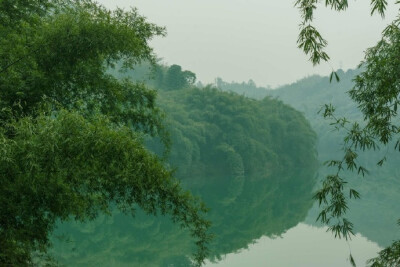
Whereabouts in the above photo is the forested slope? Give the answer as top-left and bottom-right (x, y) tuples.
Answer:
(51, 74), (319, 266)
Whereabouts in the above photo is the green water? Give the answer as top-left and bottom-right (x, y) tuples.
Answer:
(50, 168), (386, 267)
(51, 170), (315, 266)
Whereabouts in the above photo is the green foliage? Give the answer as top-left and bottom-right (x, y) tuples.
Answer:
(371, 0), (388, 17)
(0, 1), (211, 265)
(350, 253), (357, 267)
(329, 71), (340, 82)
(0, 110), (210, 265)
(295, 0), (391, 65)
(367, 241), (400, 266)
(50, 86), (319, 266)
(297, 23), (330, 65)
(156, 87), (317, 186)
(350, 20), (400, 145)
(314, 15), (400, 264)
(294, 4), (400, 265)
(164, 64), (196, 90)
(0, 0), (53, 29)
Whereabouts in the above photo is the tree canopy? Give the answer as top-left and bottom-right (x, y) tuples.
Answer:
(0, 1), (211, 265)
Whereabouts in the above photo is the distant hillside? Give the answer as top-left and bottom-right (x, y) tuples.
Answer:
(214, 77), (271, 99)
(217, 68), (400, 247)
(267, 69), (361, 161)
(112, 62), (400, 246)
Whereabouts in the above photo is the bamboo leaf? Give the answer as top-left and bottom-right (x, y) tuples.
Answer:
(349, 253), (356, 267)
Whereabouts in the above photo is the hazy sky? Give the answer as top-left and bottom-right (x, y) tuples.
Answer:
(97, 0), (397, 88)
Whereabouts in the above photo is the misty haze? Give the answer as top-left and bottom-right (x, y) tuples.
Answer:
(1, 1), (399, 267)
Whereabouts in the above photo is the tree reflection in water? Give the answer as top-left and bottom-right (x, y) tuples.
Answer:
(51, 88), (318, 266)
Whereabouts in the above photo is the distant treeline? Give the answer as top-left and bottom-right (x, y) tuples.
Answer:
(214, 77), (270, 99)
(109, 61), (197, 91)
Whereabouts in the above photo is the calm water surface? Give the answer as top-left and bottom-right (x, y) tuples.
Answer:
(205, 223), (381, 267)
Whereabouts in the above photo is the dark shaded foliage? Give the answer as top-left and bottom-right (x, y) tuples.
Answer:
(0, 1), (211, 265)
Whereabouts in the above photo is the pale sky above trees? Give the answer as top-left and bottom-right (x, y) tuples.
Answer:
(97, 0), (398, 87)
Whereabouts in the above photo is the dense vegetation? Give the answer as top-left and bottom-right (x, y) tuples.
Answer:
(49, 81), (319, 265)
(156, 87), (318, 258)
(0, 1), (211, 265)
